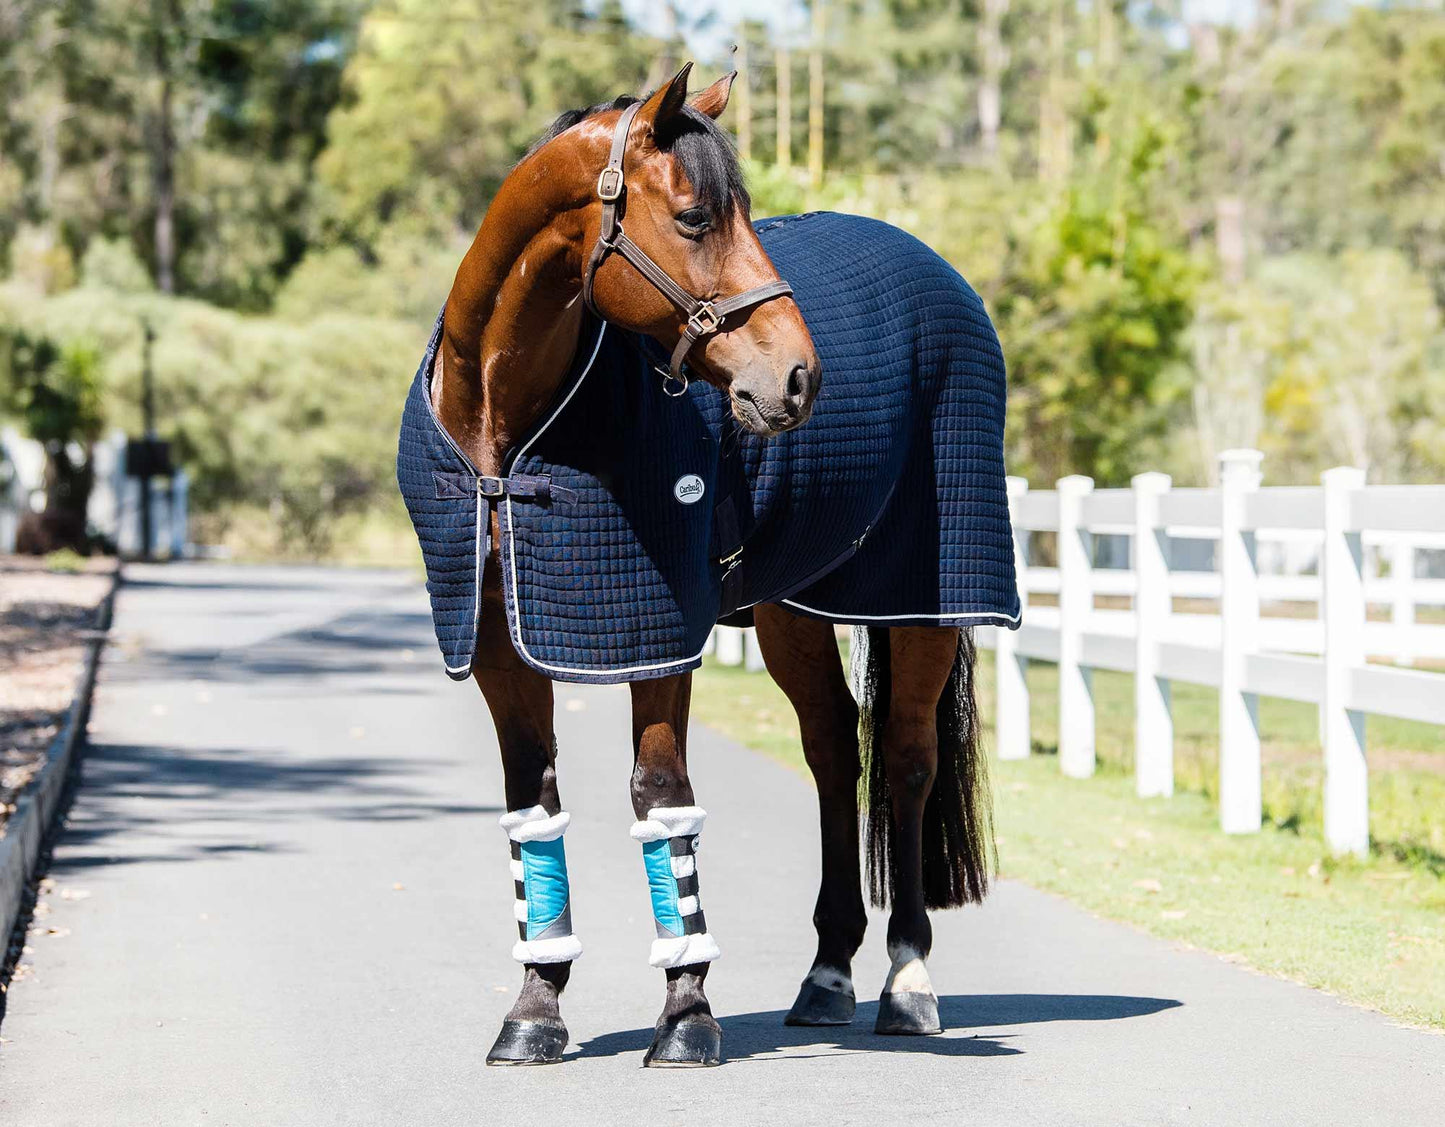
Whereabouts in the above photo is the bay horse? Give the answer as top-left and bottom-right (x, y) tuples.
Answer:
(400, 64), (1008, 1067)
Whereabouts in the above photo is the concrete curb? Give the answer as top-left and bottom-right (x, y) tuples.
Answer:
(0, 568), (119, 944)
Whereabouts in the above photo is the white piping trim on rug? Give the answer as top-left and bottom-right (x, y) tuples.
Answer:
(512, 323), (607, 463)
(780, 599), (1023, 626)
(500, 321), (710, 680)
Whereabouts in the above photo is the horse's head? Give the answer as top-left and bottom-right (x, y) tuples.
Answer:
(577, 66), (820, 436)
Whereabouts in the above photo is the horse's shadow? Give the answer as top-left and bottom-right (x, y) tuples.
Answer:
(576, 993), (1181, 1062)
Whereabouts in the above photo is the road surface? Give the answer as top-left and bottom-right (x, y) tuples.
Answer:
(2, 563), (1440, 1125)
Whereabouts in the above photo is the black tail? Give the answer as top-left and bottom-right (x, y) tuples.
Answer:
(856, 626), (994, 909)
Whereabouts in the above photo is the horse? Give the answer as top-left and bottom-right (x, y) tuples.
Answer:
(397, 63), (1018, 1067)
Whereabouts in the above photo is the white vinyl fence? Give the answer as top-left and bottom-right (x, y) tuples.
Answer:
(709, 450), (1445, 858)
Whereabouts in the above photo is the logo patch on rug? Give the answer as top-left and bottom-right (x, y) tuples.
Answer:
(673, 474), (705, 504)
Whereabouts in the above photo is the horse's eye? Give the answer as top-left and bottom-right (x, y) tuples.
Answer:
(676, 208), (710, 233)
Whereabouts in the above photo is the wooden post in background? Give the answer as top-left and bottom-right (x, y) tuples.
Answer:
(808, 0), (825, 188)
(775, 47), (792, 172)
(1057, 474), (1096, 778)
(735, 34), (752, 162)
(1219, 448), (1263, 834)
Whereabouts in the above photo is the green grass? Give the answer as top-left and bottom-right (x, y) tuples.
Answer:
(692, 650), (1445, 1029)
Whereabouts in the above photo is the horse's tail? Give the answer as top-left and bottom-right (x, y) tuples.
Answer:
(854, 626), (994, 909)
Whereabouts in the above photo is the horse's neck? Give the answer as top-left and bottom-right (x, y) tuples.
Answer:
(437, 193), (585, 476)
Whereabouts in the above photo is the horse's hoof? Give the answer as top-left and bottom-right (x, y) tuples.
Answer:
(874, 991), (943, 1036)
(486, 1019), (568, 1065)
(643, 1016), (723, 1067)
(784, 980), (856, 1026)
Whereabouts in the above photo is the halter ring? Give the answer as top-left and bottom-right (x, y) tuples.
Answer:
(658, 366), (689, 397)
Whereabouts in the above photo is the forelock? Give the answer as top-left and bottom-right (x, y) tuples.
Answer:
(523, 92), (748, 220)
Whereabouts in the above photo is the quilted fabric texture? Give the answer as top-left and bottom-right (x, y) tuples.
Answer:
(398, 211), (1020, 683)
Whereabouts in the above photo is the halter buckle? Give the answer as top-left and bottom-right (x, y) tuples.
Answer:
(687, 302), (720, 337)
(596, 167), (624, 202)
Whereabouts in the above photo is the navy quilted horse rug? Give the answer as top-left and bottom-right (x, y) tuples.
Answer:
(397, 211), (1021, 683)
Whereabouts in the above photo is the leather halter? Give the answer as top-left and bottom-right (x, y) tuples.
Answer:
(582, 100), (795, 396)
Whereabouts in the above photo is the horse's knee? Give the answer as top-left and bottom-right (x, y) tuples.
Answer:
(882, 715), (938, 802)
(630, 743), (691, 814)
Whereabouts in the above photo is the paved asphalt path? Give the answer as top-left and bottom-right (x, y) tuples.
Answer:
(2, 563), (1441, 1126)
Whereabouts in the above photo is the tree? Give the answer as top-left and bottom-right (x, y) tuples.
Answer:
(0, 326), (104, 552)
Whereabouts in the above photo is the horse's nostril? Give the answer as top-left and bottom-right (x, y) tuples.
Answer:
(785, 363), (808, 402)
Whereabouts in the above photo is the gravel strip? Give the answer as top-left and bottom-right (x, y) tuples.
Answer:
(0, 558), (116, 832)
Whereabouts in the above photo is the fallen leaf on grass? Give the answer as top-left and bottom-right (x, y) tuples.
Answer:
(1132, 878), (1163, 894)
(1161, 910), (1187, 920)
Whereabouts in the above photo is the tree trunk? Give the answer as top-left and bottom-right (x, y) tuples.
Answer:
(978, 0), (1008, 164)
(150, 7), (178, 293)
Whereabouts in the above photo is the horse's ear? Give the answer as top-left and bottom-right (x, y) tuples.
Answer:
(690, 72), (736, 120)
(638, 61), (693, 132)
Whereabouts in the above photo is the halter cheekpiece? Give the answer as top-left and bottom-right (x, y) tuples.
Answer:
(582, 100), (795, 394)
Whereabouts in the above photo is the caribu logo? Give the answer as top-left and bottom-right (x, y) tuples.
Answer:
(673, 474), (705, 505)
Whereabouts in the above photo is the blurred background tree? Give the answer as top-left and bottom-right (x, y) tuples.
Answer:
(0, 0), (1441, 558)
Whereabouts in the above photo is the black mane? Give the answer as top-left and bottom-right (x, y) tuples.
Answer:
(526, 91), (749, 220)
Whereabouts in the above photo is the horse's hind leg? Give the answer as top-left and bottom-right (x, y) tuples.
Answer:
(752, 604), (865, 1026)
(629, 674), (723, 1067)
(866, 626), (973, 1036)
(474, 601), (577, 1065)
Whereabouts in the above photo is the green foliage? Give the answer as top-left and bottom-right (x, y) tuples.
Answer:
(995, 187), (1197, 484)
(44, 547), (85, 573)
(0, 281), (414, 555)
(2, 0), (1444, 552)
(312, 0), (658, 250)
(0, 325), (104, 445)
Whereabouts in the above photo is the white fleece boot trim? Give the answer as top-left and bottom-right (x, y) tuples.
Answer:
(629, 805), (707, 842)
(500, 805), (571, 843)
(649, 932), (721, 968)
(513, 934), (584, 964)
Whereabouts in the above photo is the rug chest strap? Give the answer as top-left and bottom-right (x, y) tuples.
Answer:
(431, 471), (577, 506)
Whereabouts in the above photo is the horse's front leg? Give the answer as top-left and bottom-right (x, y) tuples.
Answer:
(474, 591), (578, 1065)
(629, 674), (723, 1067)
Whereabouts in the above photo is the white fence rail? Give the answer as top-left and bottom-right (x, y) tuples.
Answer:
(708, 451), (1445, 858)
(980, 452), (1445, 857)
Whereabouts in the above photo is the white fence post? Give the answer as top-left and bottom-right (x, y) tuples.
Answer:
(1390, 539), (1415, 667)
(1133, 472), (1173, 797)
(170, 468), (189, 559)
(1057, 474), (1095, 778)
(1219, 449), (1263, 834)
(715, 626), (745, 667)
(995, 476), (1031, 760)
(743, 627), (767, 672)
(1322, 466), (1369, 857)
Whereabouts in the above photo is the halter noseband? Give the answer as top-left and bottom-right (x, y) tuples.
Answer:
(582, 100), (795, 396)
